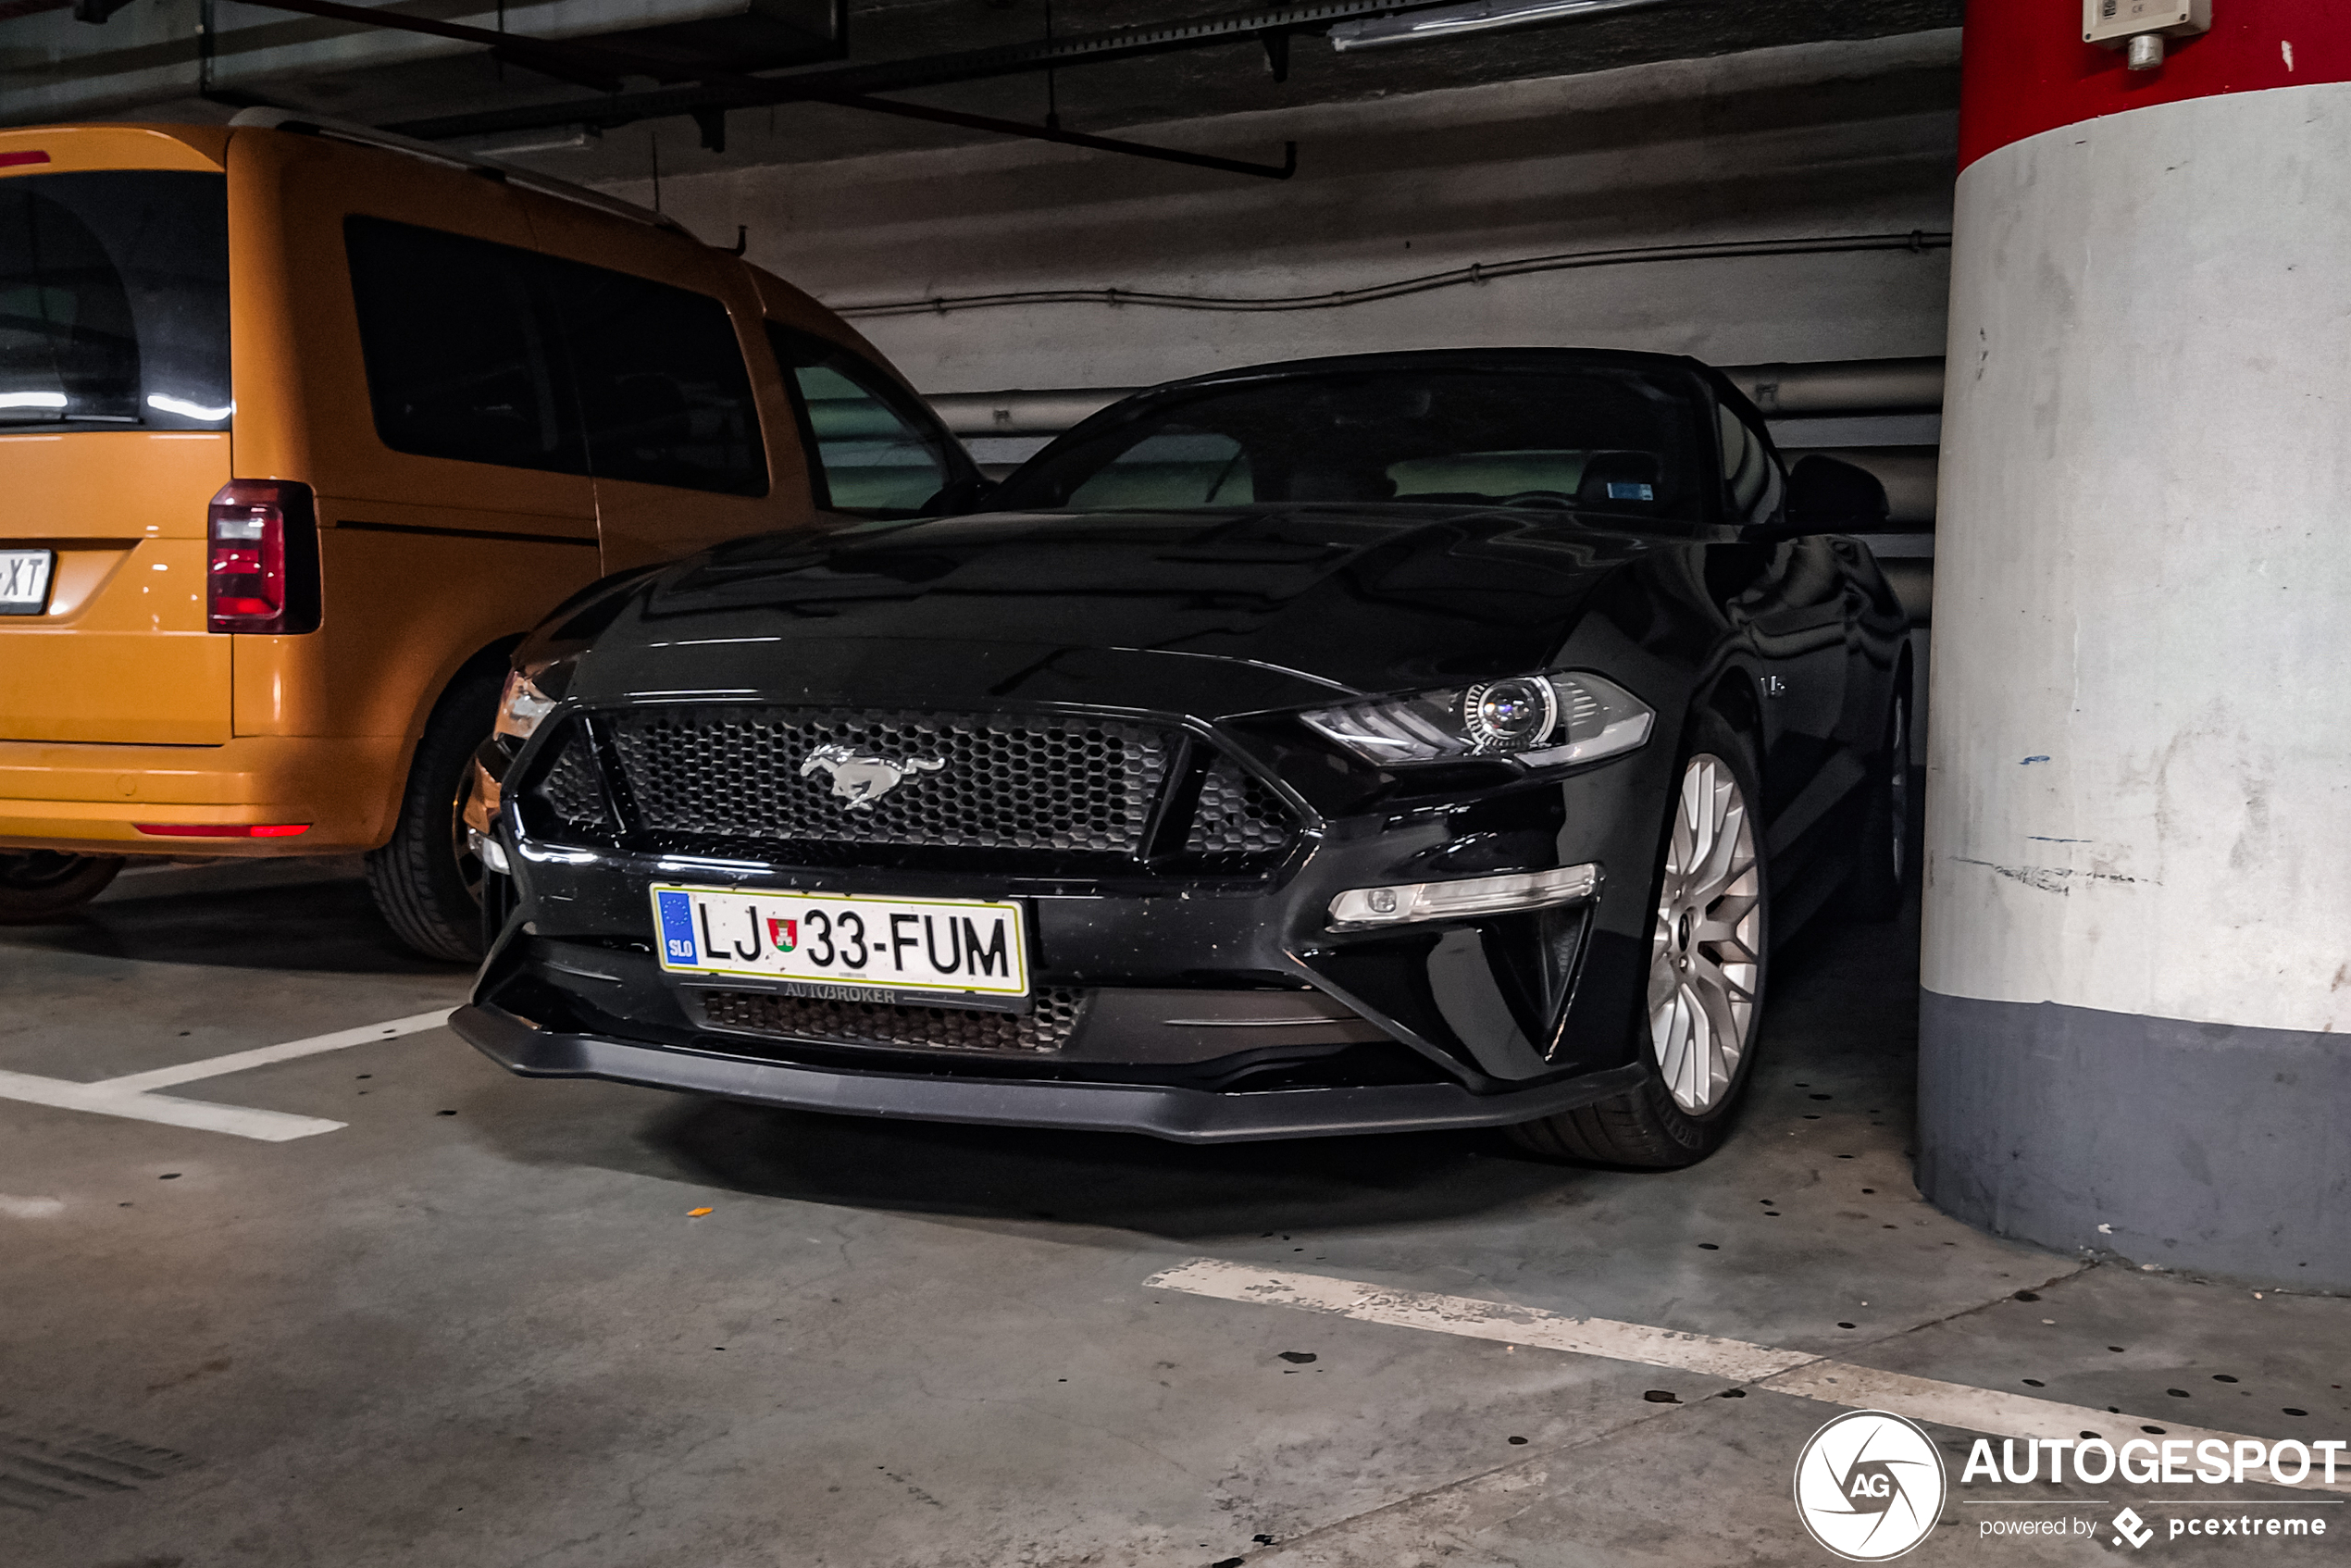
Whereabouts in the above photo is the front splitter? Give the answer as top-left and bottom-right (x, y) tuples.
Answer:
(451, 1002), (1645, 1144)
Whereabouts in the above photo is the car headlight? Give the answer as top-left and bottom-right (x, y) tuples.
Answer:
(493, 666), (564, 744)
(1301, 670), (1652, 767)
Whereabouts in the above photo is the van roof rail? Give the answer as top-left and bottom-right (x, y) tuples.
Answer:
(226, 106), (689, 238)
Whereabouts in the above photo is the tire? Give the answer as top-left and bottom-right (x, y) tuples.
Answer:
(1507, 709), (1770, 1168)
(366, 668), (502, 963)
(0, 851), (125, 924)
(1839, 681), (1910, 923)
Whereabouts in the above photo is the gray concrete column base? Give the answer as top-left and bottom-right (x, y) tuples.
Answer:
(1917, 990), (2351, 1291)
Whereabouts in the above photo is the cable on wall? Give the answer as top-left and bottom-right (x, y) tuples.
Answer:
(835, 230), (1954, 319)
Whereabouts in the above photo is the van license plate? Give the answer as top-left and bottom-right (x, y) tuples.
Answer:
(650, 884), (1029, 999)
(0, 550), (53, 615)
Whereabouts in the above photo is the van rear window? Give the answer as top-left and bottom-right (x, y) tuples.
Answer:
(345, 217), (766, 496)
(0, 171), (230, 432)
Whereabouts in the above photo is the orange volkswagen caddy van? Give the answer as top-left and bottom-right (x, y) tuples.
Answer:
(0, 112), (975, 957)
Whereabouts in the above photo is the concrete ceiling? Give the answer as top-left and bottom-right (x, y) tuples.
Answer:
(44, 0), (1960, 180)
(472, 0), (1963, 180)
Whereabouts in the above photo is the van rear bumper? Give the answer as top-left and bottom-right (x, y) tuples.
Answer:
(0, 734), (407, 856)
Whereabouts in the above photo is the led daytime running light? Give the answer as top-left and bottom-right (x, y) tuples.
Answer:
(1302, 670), (1652, 768)
(1328, 863), (1602, 929)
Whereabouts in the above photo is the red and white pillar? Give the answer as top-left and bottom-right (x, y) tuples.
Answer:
(1920, 1), (2351, 1286)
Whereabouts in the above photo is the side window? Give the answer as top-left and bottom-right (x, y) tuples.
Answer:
(345, 217), (582, 474)
(541, 257), (768, 497)
(771, 325), (956, 516)
(1068, 430), (1252, 508)
(346, 219), (766, 494)
(1718, 404), (1784, 525)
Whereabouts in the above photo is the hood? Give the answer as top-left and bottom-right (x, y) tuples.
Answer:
(563, 506), (1661, 720)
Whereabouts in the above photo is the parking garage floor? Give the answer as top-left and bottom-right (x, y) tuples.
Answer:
(3, 855), (2345, 1567)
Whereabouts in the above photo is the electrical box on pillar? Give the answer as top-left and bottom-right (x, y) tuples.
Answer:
(2084, 0), (2210, 70)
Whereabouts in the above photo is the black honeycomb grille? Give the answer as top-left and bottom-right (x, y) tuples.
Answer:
(1185, 754), (1297, 860)
(608, 708), (1172, 855)
(532, 729), (615, 833)
(699, 987), (1088, 1054)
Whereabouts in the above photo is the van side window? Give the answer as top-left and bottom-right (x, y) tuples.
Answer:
(771, 325), (956, 516)
(345, 218), (765, 495)
(345, 217), (584, 475)
(541, 258), (767, 497)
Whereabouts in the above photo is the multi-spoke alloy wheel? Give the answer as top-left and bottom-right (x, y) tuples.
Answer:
(1648, 753), (1762, 1114)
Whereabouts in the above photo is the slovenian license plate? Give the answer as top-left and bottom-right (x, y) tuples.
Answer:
(0, 549), (53, 615)
(650, 883), (1029, 999)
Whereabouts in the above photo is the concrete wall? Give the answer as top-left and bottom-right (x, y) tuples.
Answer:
(592, 31), (1963, 394)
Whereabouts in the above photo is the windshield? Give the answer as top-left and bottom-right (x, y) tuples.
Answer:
(991, 365), (1710, 519)
(0, 171), (231, 431)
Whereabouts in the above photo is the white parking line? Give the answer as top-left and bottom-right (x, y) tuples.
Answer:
(0, 1011), (452, 1142)
(1145, 1259), (2351, 1495)
(102, 1012), (453, 1091)
(1149, 1255), (1810, 1379)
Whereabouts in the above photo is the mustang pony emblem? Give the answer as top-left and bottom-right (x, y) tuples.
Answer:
(799, 742), (946, 810)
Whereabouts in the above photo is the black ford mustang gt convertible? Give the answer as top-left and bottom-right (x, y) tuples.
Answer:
(453, 348), (1909, 1168)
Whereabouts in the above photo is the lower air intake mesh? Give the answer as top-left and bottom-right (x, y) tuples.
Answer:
(699, 988), (1088, 1054)
(532, 729), (615, 834)
(1184, 754), (1297, 860)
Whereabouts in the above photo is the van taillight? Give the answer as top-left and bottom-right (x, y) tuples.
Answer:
(207, 479), (317, 634)
(0, 151), (50, 168)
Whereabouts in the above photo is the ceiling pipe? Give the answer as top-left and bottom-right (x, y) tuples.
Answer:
(923, 357), (1948, 437)
(840, 235), (1952, 322)
(926, 389), (1141, 436)
(1728, 355), (1945, 417)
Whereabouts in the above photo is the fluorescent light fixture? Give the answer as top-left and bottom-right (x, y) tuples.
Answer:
(1329, 0), (1674, 51)
(1328, 863), (1601, 930)
(0, 391), (67, 410)
(147, 393), (233, 422)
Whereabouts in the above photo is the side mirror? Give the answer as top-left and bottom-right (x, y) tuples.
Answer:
(1782, 454), (1890, 533)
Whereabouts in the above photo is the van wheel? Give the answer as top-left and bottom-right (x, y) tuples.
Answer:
(0, 852), (125, 924)
(1506, 711), (1770, 1168)
(367, 670), (501, 963)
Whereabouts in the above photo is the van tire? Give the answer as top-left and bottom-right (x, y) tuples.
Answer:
(367, 669), (501, 963)
(0, 852), (124, 924)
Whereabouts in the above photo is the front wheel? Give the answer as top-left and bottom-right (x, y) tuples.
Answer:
(366, 669), (501, 963)
(1508, 711), (1770, 1168)
(0, 851), (125, 925)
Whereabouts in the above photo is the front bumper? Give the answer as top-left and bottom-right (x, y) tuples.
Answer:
(453, 999), (1648, 1142)
(467, 691), (1678, 1138)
